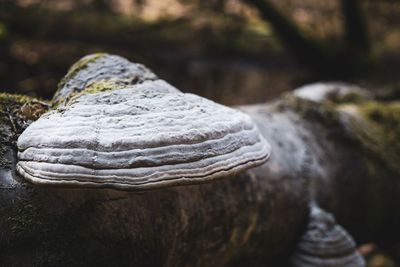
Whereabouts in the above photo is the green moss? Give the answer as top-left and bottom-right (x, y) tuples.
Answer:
(84, 79), (120, 93)
(0, 93), (33, 114)
(330, 91), (368, 104)
(52, 53), (106, 107)
(56, 53), (106, 91)
(0, 92), (49, 123)
(283, 94), (342, 128)
(344, 101), (400, 175)
(62, 78), (128, 106)
(286, 93), (400, 176)
(0, 93), (49, 168)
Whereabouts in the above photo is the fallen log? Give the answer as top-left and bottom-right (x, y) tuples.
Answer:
(1, 54), (398, 266)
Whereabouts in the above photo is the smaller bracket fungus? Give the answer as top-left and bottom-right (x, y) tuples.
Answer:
(17, 80), (270, 191)
(291, 205), (365, 267)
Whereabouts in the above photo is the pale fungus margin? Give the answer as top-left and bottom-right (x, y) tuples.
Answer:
(17, 79), (271, 191)
(291, 205), (366, 267)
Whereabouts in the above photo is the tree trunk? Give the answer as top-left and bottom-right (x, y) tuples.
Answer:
(342, 0), (370, 54)
(243, 0), (328, 72)
(243, 0), (373, 78)
(0, 96), (309, 266)
(1, 82), (400, 266)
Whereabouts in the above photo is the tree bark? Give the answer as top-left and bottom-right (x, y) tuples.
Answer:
(0, 100), (310, 266)
(1, 83), (400, 266)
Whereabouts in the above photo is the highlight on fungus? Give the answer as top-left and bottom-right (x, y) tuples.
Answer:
(17, 79), (271, 191)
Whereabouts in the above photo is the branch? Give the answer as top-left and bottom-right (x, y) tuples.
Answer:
(242, 0), (329, 70)
(341, 0), (370, 54)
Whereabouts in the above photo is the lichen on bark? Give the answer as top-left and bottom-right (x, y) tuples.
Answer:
(0, 93), (49, 169)
(55, 53), (106, 95)
(339, 101), (400, 175)
(64, 78), (134, 106)
(285, 88), (400, 177)
(52, 53), (157, 107)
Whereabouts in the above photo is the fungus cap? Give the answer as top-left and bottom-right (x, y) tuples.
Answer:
(291, 206), (365, 267)
(17, 80), (271, 191)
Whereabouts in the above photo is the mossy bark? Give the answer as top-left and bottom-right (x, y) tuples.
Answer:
(52, 53), (157, 107)
(280, 94), (400, 248)
(0, 92), (311, 266)
(1, 56), (399, 266)
(0, 87), (400, 266)
(0, 93), (49, 169)
(2, 89), (399, 266)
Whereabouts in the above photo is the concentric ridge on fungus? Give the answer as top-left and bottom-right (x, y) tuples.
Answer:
(291, 206), (365, 267)
(17, 80), (271, 190)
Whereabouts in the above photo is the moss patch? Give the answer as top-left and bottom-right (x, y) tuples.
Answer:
(53, 53), (106, 105)
(345, 101), (400, 175)
(330, 91), (369, 104)
(0, 92), (49, 126)
(57, 53), (105, 91)
(285, 92), (400, 176)
(1, 95), (27, 129)
(0, 93), (49, 168)
(85, 79), (122, 93)
(282, 94), (342, 128)
(61, 78), (130, 106)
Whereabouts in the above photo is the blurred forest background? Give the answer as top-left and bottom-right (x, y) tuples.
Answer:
(0, 0), (400, 266)
(1, 0), (400, 105)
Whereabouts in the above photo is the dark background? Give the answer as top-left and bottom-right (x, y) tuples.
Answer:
(0, 1), (399, 265)
(1, 0), (400, 105)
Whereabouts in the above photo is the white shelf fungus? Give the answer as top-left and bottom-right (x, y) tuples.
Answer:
(17, 80), (271, 191)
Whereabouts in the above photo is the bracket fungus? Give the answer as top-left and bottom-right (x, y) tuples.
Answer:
(16, 79), (270, 190)
(291, 205), (365, 267)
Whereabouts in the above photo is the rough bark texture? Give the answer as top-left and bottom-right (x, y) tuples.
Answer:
(1, 56), (399, 266)
(0, 89), (389, 266)
(0, 85), (314, 266)
(0, 103), (309, 266)
(283, 95), (400, 246)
